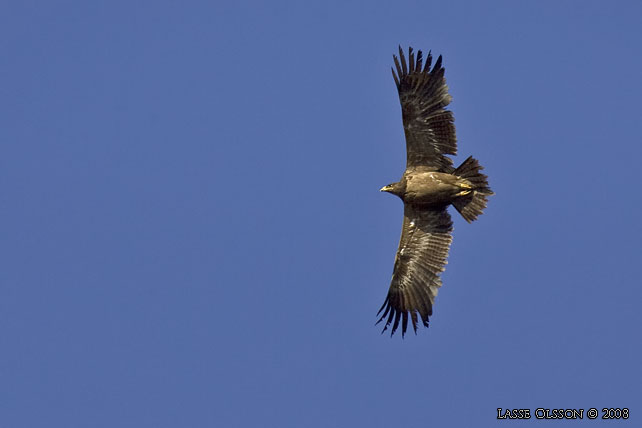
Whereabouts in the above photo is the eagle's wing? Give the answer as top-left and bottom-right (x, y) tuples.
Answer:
(377, 204), (453, 337)
(392, 46), (456, 171)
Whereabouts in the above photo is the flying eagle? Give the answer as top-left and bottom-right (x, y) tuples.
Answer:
(377, 46), (493, 337)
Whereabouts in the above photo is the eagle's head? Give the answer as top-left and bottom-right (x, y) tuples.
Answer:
(380, 181), (405, 198)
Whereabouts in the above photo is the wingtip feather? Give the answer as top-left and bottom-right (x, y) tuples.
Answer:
(391, 67), (399, 87)
(434, 54), (443, 72)
(399, 47), (407, 75)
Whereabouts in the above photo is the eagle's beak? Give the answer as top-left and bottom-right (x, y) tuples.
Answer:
(380, 185), (391, 192)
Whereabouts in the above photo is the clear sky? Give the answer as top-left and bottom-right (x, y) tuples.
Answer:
(2, 1), (641, 426)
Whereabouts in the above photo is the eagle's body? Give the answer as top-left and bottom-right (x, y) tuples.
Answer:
(385, 171), (472, 206)
(377, 47), (493, 337)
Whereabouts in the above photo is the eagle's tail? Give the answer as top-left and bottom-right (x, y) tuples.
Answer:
(452, 156), (493, 223)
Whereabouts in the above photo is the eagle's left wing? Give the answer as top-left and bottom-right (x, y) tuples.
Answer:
(392, 46), (457, 171)
(377, 204), (453, 337)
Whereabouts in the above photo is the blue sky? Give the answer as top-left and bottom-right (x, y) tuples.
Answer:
(2, 1), (641, 426)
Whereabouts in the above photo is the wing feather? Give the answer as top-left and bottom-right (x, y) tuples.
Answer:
(377, 205), (453, 337)
(399, 46), (407, 75)
(415, 49), (423, 72)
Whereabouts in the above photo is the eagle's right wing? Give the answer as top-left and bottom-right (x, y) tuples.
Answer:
(377, 204), (453, 337)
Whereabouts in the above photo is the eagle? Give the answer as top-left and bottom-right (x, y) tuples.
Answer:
(377, 46), (493, 337)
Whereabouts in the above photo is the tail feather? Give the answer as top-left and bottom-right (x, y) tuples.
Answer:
(453, 156), (493, 223)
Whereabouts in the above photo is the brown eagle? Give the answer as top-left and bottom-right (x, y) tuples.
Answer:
(377, 46), (493, 337)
